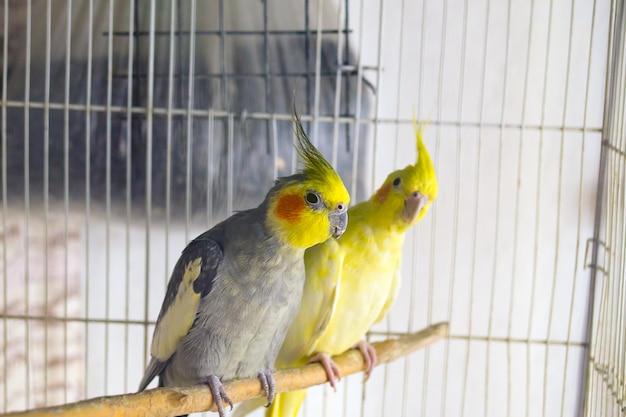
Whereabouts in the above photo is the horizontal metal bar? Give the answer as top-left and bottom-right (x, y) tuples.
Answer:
(602, 139), (626, 157)
(2, 313), (589, 348)
(105, 29), (353, 37)
(112, 71), (344, 79)
(0, 100), (604, 133)
(2, 313), (155, 326)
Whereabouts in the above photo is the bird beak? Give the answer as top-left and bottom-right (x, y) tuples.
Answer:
(328, 207), (348, 239)
(402, 191), (428, 224)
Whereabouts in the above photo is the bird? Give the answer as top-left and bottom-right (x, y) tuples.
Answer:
(137, 106), (350, 417)
(262, 118), (438, 417)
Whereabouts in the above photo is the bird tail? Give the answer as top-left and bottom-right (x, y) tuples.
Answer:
(266, 390), (307, 417)
(138, 356), (166, 392)
(232, 398), (267, 417)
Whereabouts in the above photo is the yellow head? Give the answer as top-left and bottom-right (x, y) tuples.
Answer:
(266, 108), (350, 248)
(369, 118), (438, 231)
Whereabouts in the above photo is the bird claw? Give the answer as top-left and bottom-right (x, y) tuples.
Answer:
(204, 374), (233, 417)
(308, 352), (342, 391)
(258, 369), (277, 407)
(354, 340), (378, 380)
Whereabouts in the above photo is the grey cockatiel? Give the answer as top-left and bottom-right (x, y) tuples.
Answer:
(138, 109), (350, 417)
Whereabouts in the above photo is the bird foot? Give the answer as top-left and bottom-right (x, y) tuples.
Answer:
(308, 352), (341, 391)
(203, 374), (233, 417)
(258, 369), (277, 407)
(354, 340), (378, 380)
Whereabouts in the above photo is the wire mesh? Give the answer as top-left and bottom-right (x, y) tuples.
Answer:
(585, 0), (626, 415)
(0, 0), (620, 416)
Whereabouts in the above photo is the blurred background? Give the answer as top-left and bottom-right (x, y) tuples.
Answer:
(0, 0), (624, 416)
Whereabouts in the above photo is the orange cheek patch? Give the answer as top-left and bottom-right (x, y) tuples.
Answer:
(275, 194), (306, 223)
(375, 183), (391, 203)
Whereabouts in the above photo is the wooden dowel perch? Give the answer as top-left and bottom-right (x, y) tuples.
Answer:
(4, 322), (448, 417)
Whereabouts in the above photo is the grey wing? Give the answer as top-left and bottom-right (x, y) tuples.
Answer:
(137, 235), (223, 391)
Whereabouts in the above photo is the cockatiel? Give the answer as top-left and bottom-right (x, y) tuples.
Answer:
(263, 119), (438, 417)
(137, 108), (350, 417)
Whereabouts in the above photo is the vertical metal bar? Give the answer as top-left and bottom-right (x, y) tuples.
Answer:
(84, 0), (94, 399)
(311, 0), (325, 144)
(606, 80), (621, 413)
(506, 0), (535, 416)
(367, 1), (386, 417)
(542, 0), (577, 415)
(271, 116), (278, 181)
(609, 11), (626, 411)
(595, 155), (611, 417)
(185, 0), (197, 242)
(104, 0), (115, 395)
(143, 0), (156, 370)
(526, 0), (556, 415)
(615, 85), (626, 411)
(227, 114), (234, 216)
(417, 0), (433, 413)
(601, 35), (620, 409)
(422, 0), (449, 414)
(175, 0), (183, 109)
(62, 0), (73, 403)
(322, 3), (347, 411)
(133, 3), (142, 110)
(559, 0), (600, 415)
(218, 0), (227, 109)
(368, 0), (386, 193)
(590, 266), (610, 415)
(391, 0), (406, 168)
(43, 0), (52, 405)
(165, 0), (176, 291)
(331, 0), (345, 169)
(416, 0), (427, 119)
(441, 0), (469, 413)
(123, 0), (135, 394)
(599, 91), (617, 416)
(206, 109), (214, 229)
(23, 0), (32, 407)
(618, 146), (626, 413)
(290, 123), (297, 175)
(1, 0), (8, 411)
(304, 0), (312, 114)
(461, 0), (492, 415)
(485, 0), (512, 415)
(263, 0), (272, 153)
(348, 0), (366, 201)
(343, 0), (351, 148)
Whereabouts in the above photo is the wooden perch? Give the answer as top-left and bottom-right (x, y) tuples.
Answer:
(4, 322), (448, 417)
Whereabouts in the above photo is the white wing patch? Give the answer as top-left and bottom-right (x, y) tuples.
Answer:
(151, 257), (203, 361)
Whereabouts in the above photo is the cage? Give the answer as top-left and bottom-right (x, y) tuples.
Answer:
(0, 0), (623, 416)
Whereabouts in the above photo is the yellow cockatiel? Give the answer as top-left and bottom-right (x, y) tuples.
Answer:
(265, 119), (438, 417)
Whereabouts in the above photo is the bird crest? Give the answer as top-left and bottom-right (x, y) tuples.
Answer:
(291, 106), (337, 184)
(411, 113), (438, 200)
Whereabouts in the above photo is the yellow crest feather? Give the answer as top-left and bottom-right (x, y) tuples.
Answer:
(411, 110), (438, 199)
(291, 104), (339, 185)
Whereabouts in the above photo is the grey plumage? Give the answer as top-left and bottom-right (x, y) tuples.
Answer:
(137, 155), (349, 417)
(138, 182), (305, 392)
(137, 105), (350, 416)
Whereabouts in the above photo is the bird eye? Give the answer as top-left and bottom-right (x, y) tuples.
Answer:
(393, 177), (401, 186)
(305, 191), (320, 205)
